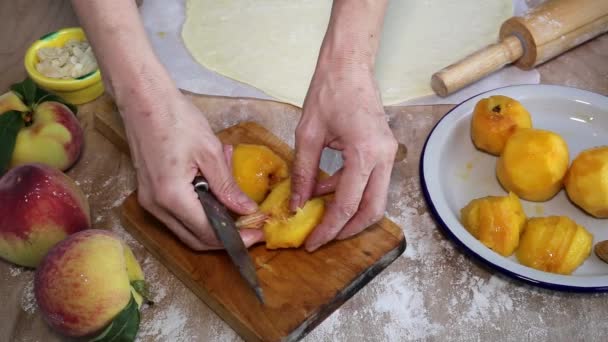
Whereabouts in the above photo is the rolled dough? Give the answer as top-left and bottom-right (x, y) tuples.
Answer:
(182, 0), (512, 107)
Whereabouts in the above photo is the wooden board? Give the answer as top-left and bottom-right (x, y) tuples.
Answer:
(95, 102), (406, 342)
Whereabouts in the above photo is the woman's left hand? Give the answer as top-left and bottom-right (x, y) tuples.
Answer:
(291, 59), (398, 252)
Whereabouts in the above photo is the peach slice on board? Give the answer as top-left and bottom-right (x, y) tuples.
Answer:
(232, 144), (289, 203)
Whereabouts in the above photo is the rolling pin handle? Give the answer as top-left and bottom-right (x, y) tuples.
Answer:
(431, 35), (524, 97)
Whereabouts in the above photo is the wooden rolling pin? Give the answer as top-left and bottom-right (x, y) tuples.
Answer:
(432, 0), (608, 97)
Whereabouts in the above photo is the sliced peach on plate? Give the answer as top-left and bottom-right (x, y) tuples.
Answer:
(460, 192), (526, 256)
(516, 216), (593, 275)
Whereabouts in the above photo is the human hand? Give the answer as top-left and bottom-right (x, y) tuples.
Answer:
(291, 61), (398, 252)
(119, 87), (264, 250)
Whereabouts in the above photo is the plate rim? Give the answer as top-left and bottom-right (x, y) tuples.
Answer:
(420, 84), (608, 293)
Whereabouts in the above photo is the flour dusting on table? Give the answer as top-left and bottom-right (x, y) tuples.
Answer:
(139, 304), (191, 341)
(20, 278), (37, 314)
(8, 265), (23, 277)
(141, 256), (168, 303)
(306, 177), (522, 341)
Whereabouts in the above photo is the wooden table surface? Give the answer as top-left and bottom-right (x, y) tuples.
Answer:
(1, 1), (607, 341)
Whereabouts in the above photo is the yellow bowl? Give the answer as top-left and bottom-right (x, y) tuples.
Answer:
(24, 27), (104, 105)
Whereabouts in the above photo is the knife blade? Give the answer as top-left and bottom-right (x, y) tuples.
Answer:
(192, 176), (265, 304)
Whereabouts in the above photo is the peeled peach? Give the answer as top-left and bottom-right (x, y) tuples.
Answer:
(496, 128), (569, 202)
(232, 144), (289, 203)
(460, 192), (526, 256)
(471, 95), (532, 155)
(517, 216), (593, 275)
(564, 146), (608, 218)
(259, 177), (291, 220)
(259, 178), (325, 249)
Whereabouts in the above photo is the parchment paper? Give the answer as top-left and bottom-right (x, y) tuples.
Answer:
(140, 0), (540, 106)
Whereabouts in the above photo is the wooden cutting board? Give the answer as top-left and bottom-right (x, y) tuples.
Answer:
(92, 96), (406, 342)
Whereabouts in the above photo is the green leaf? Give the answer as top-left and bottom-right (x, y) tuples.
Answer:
(131, 280), (154, 305)
(10, 78), (78, 115)
(0, 111), (24, 174)
(10, 78), (37, 105)
(89, 295), (140, 342)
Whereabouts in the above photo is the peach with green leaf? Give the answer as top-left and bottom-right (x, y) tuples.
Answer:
(0, 78), (83, 173)
(35, 229), (151, 339)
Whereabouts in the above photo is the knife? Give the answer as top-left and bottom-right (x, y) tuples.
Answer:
(192, 176), (265, 304)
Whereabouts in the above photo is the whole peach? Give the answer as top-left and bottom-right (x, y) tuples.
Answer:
(496, 128), (569, 202)
(471, 95), (532, 156)
(0, 163), (90, 267)
(564, 146), (608, 218)
(35, 229), (145, 338)
(10, 101), (83, 171)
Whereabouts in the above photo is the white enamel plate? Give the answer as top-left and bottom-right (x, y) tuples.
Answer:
(421, 85), (608, 291)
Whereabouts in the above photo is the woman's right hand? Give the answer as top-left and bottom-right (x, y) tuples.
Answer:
(118, 85), (264, 250)
(71, 0), (263, 250)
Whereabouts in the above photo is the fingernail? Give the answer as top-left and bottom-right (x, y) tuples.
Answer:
(306, 242), (321, 252)
(290, 194), (301, 212)
(241, 229), (265, 247)
(305, 237), (323, 252)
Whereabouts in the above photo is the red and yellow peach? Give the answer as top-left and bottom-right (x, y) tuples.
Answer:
(0, 163), (90, 267)
(35, 229), (145, 338)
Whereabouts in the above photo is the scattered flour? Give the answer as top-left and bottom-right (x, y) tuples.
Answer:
(372, 272), (442, 341)
(138, 304), (191, 341)
(101, 177), (114, 188)
(101, 213), (138, 246)
(305, 307), (345, 341)
(9, 265), (23, 277)
(136, 252), (191, 341)
(110, 189), (133, 209)
(463, 275), (514, 322)
(308, 176), (522, 341)
(141, 256), (168, 304)
(20, 279), (37, 314)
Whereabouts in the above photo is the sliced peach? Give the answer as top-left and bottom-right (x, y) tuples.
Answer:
(516, 216), (593, 275)
(259, 178), (290, 220)
(460, 192), (526, 256)
(249, 178), (325, 249)
(232, 144), (289, 203)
